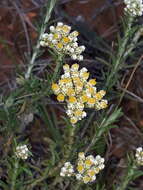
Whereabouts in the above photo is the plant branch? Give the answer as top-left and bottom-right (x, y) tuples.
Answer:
(85, 117), (107, 154)
(106, 16), (134, 90)
(25, 0), (57, 79)
(116, 162), (137, 190)
(52, 54), (64, 82)
(11, 159), (19, 190)
(28, 127), (76, 188)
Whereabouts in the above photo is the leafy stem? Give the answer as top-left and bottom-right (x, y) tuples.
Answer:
(85, 108), (122, 153)
(52, 54), (64, 82)
(28, 126), (76, 188)
(25, 0), (57, 79)
(106, 15), (134, 90)
(11, 158), (19, 190)
(116, 161), (137, 190)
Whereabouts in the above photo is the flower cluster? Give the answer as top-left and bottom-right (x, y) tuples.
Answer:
(60, 152), (105, 184)
(60, 162), (74, 177)
(15, 145), (29, 160)
(135, 147), (143, 165)
(124, 0), (143, 16)
(75, 152), (105, 184)
(52, 64), (108, 125)
(40, 22), (85, 61)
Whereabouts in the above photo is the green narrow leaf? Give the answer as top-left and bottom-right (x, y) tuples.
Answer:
(102, 108), (122, 128)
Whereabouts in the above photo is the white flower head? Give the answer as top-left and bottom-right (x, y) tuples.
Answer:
(15, 144), (29, 160)
(49, 25), (55, 32)
(135, 147), (143, 165)
(40, 23), (85, 61)
(76, 152), (105, 183)
(52, 63), (108, 125)
(60, 162), (74, 177)
(60, 152), (105, 184)
(124, 0), (143, 17)
(76, 174), (82, 180)
(57, 22), (64, 26)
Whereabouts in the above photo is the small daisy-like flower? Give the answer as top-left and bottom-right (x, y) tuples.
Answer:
(60, 152), (105, 184)
(40, 22), (85, 61)
(15, 145), (29, 160)
(124, 0), (143, 17)
(135, 147), (143, 165)
(60, 162), (74, 177)
(75, 152), (105, 184)
(52, 63), (108, 125)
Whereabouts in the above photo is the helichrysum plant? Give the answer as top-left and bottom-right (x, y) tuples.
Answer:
(40, 22), (85, 60)
(52, 63), (108, 125)
(2, 0), (143, 189)
(124, 0), (143, 16)
(60, 152), (105, 184)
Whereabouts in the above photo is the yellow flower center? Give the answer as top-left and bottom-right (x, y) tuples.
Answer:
(87, 87), (95, 94)
(62, 36), (70, 43)
(70, 117), (77, 124)
(75, 110), (83, 117)
(56, 43), (63, 49)
(59, 79), (65, 85)
(63, 78), (71, 83)
(62, 25), (70, 33)
(83, 176), (91, 184)
(67, 88), (75, 96)
(63, 64), (70, 70)
(71, 31), (79, 37)
(57, 94), (65, 102)
(52, 83), (59, 91)
(71, 64), (79, 70)
(89, 79), (97, 86)
(85, 159), (93, 166)
(69, 96), (77, 103)
(72, 77), (81, 83)
(82, 72), (89, 79)
(81, 95), (88, 103)
(53, 33), (60, 39)
(87, 98), (96, 105)
(95, 93), (102, 100)
(76, 81), (83, 87)
(88, 170), (96, 177)
(77, 164), (84, 173)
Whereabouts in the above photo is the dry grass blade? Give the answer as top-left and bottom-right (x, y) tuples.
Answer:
(118, 55), (143, 106)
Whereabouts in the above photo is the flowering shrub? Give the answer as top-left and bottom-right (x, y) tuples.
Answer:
(52, 63), (108, 125)
(40, 22), (85, 61)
